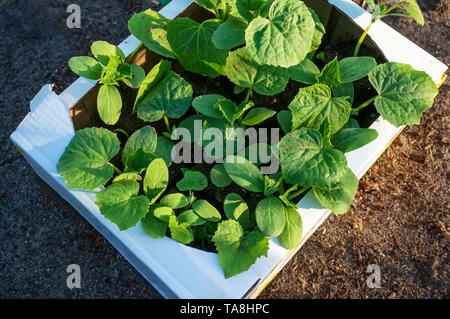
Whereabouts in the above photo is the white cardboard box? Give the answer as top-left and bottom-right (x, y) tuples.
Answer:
(10, 0), (447, 298)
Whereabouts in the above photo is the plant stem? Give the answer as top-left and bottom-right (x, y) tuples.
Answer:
(107, 162), (122, 175)
(287, 186), (311, 201)
(354, 96), (376, 113)
(353, 20), (374, 57)
(126, 43), (144, 63)
(244, 88), (253, 102)
(164, 116), (172, 135)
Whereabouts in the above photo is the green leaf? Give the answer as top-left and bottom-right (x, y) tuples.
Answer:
(316, 57), (342, 87)
(279, 128), (347, 187)
(233, 101), (255, 123)
(342, 118), (360, 129)
(128, 9), (175, 58)
(331, 128), (378, 153)
(308, 8), (325, 52)
(97, 84), (122, 125)
(287, 58), (320, 84)
(143, 158), (169, 204)
(215, 98), (238, 124)
(223, 193), (251, 229)
(154, 136), (174, 167)
(368, 62), (438, 127)
(122, 64), (145, 88)
(57, 128), (120, 191)
(313, 167), (358, 215)
(153, 205), (174, 222)
(134, 60), (172, 113)
(176, 170), (208, 191)
(338, 56), (377, 83)
(68, 56), (102, 80)
(159, 193), (189, 209)
(167, 18), (228, 78)
(243, 143), (274, 166)
(91, 41), (125, 66)
(124, 148), (157, 174)
(236, 0), (266, 21)
(245, 0), (315, 67)
(193, 0), (225, 13)
(264, 175), (280, 196)
(192, 94), (226, 119)
(142, 206), (168, 238)
(289, 83), (351, 135)
(225, 47), (288, 96)
(210, 164), (233, 188)
(95, 180), (149, 230)
(223, 155), (265, 192)
(241, 107), (276, 126)
(100, 56), (129, 85)
(213, 220), (269, 278)
(277, 206), (303, 249)
(212, 18), (247, 50)
(192, 199), (222, 222)
(122, 125), (157, 163)
(136, 70), (193, 122)
(177, 210), (207, 226)
(168, 215), (194, 245)
(333, 82), (354, 104)
(255, 196), (285, 236)
(400, 0), (424, 25)
(277, 110), (293, 134)
(112, 172), (142, 183)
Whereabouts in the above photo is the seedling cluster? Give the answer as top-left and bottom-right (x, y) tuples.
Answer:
(59, 0), (438, 278)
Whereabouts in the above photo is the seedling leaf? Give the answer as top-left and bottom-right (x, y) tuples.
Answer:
(223, 155), (265, 192)
(68, 56), (102, 80)
(255, 196), (285, 236)
(143, 158), (169, 204)
(97, 84), (122, 125)
(277, 206), (303, 249)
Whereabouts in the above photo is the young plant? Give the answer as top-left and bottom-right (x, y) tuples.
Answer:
(354, 0), (424, 56)
(68, 41), (145, 125)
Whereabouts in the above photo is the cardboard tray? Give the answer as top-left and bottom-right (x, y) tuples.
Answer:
(10, 0), (448, 298)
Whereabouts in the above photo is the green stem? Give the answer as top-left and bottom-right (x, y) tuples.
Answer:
(107, 162), (122, 175)
(126, 43), (144, 63)
(287, 186), (311, 201)
(164, 116), (172, 135)
(244, 88), (253, 103)
(354, 96), (376, 113)
(353, 20), (374, 57)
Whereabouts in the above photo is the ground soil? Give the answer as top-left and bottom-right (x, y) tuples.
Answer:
(0, 0), (448, 298)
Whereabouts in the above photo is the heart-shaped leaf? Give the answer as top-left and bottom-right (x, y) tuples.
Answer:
(176, 170), (208, 191)
(225, 47), (289, 96)
(368, 62), (438, 127)
(308, 8), (325, 52)
(95, 180), (149, 231)
(122, 125), (157, 163)
(212, 17), (247, 50)
(167, 18), (228, 78)
(213, 220), (269, 278)
(57, 128), (120, 191)
(289, 83), (351, 135)
(313, 167), (358, 215)
(279, 128), (347, 187)
(136, 70), (193, 122)
(245, 0), (314, 67)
